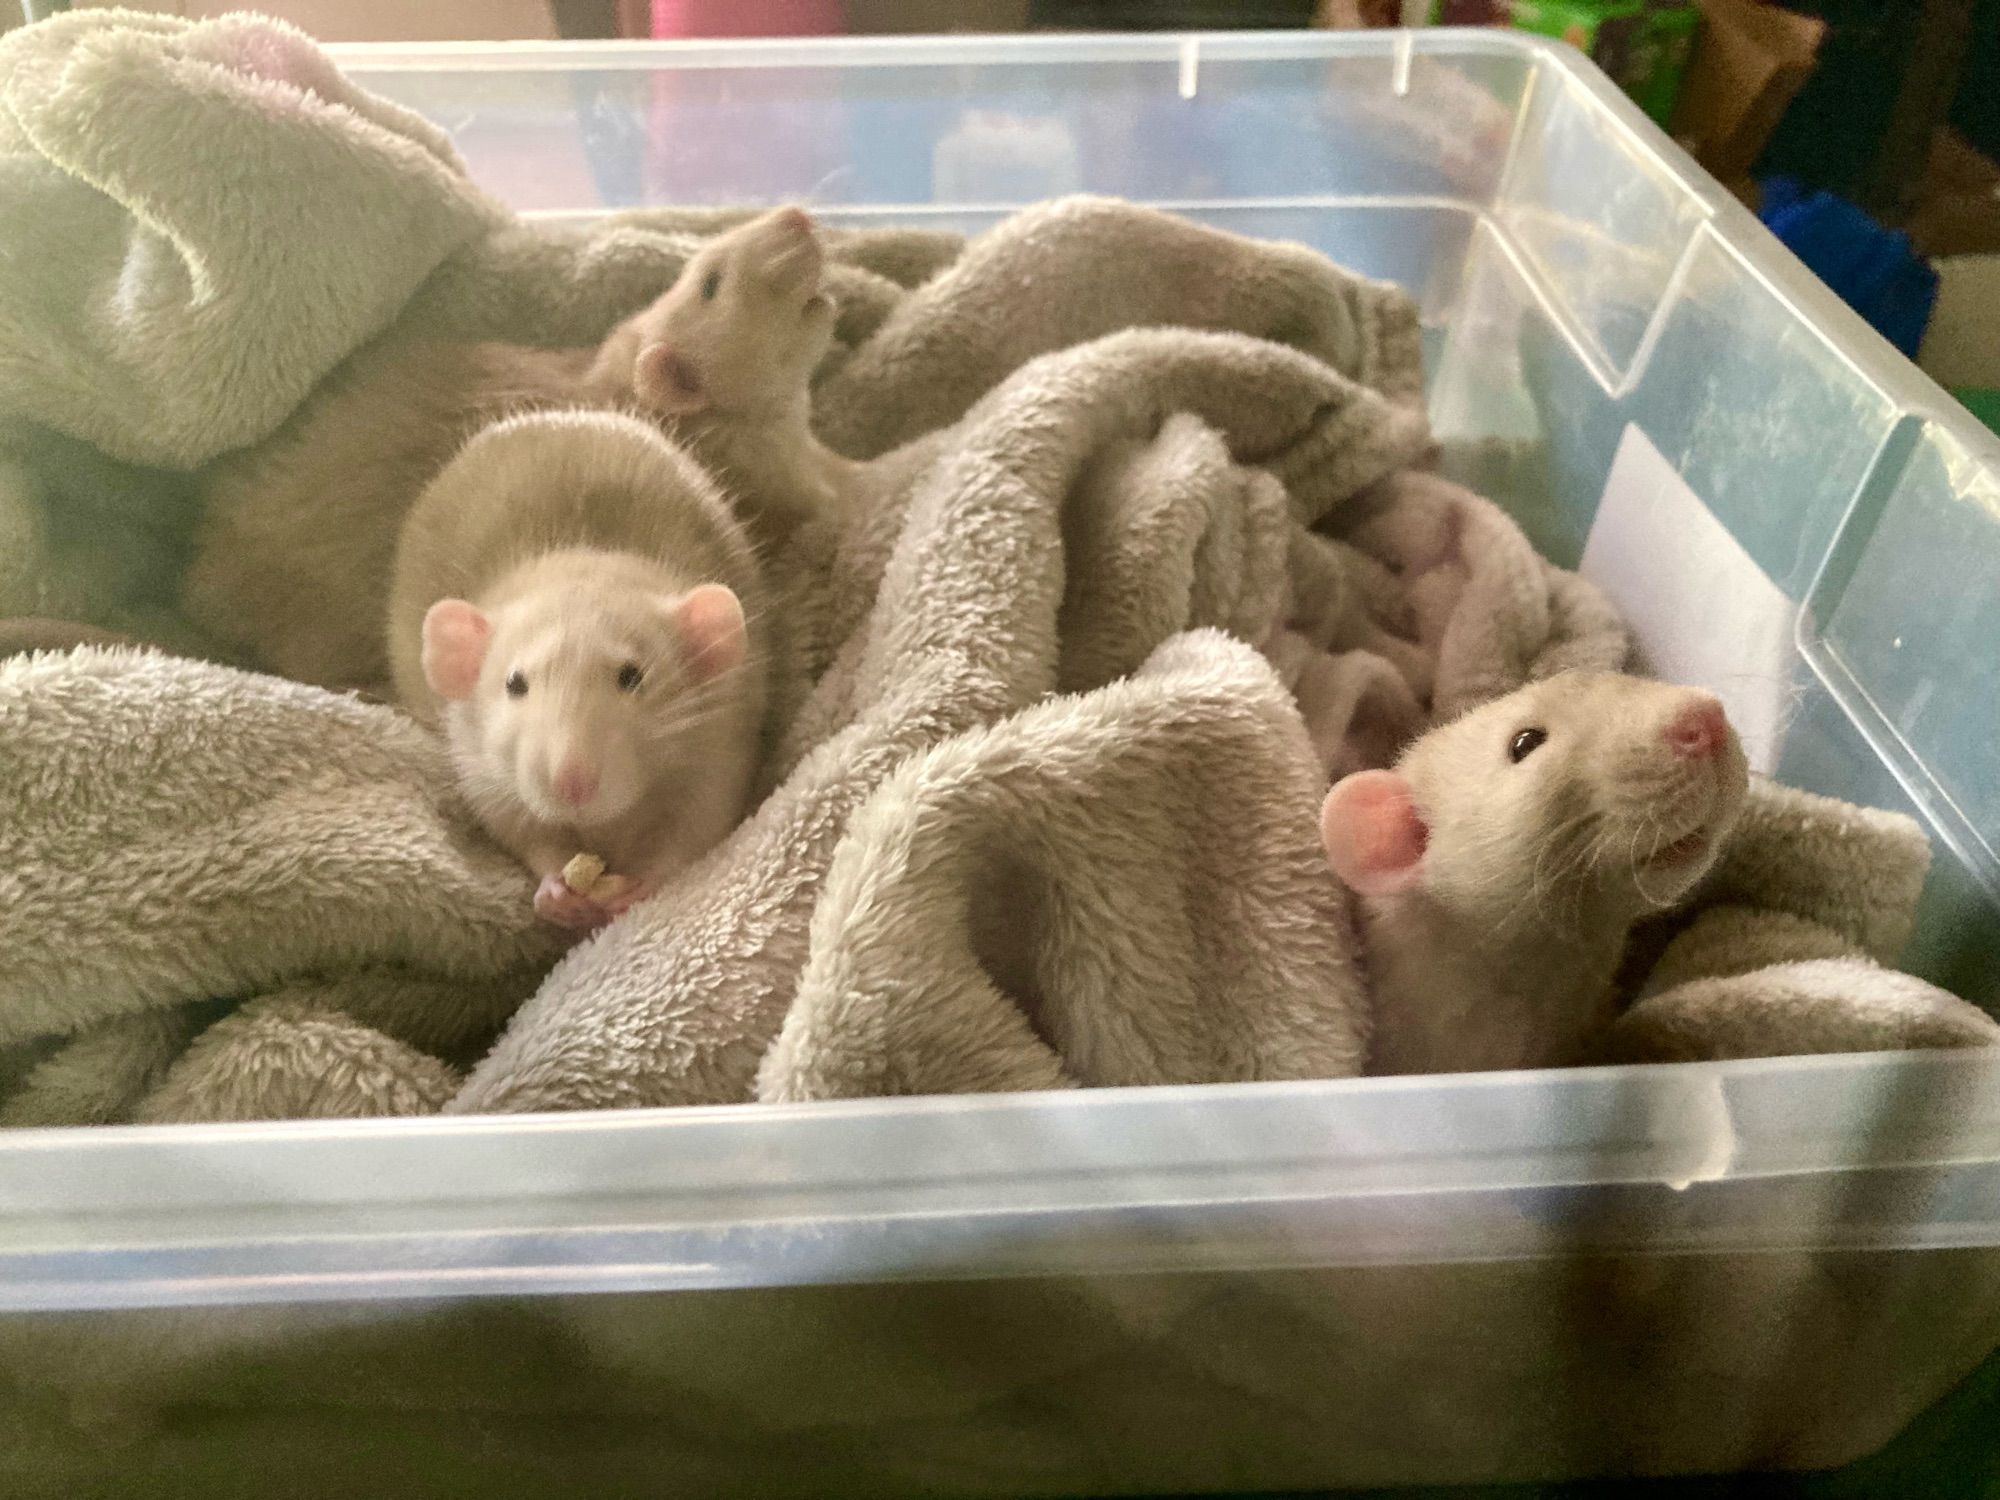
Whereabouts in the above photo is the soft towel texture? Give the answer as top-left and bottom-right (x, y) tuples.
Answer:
(0, 1006), (207, 1128)
(0, 11), (504, 468)
(134, 993), (463, 1124)
(0, 12), (1989, 1126)
(1603, 959), (2000, 1062)
(760, 632), (1366, 1101)
(808, 193), (1429, 462)
(0, 647), (563, 1120)
(1335, 469), (1637, 720)
(1599, 779), (2000, 1062)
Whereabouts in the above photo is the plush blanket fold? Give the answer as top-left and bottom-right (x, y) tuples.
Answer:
(0, 11), (503, 469)
(759, 631), (1366, 1102)
(0, 648), (561, 1122)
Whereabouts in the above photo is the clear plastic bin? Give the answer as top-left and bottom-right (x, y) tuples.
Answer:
(4, 29), (1999, 1499)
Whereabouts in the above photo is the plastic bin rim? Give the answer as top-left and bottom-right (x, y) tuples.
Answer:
(2, 1047), (1995, 1169)
(325, 27), (2000, 496)
(2, 1050), (1997, 1312)
(323, 26), (1574, 70)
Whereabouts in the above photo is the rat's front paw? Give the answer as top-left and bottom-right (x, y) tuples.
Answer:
(535, 873), (609, 930)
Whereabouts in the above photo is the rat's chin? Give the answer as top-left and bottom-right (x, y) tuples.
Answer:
(522, 785), (637, 829)
(520, 788), (576, 825)
(579, 789), (646, 831)
(1645, 827), (1713, 871)
(1633, 818), (1725, 906)
(1636, 760), (1745, 895)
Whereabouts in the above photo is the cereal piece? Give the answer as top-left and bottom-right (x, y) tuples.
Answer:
(561, 852), (639, 904)
(591, 872), (640, 903)
(561, 852), (606, 894)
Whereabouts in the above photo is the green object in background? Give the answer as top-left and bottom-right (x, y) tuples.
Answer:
(1428, 1), (1700, 126)
(1956, 387), (2000, 437)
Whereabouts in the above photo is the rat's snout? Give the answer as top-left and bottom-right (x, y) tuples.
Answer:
(773, 206), (814, 239)
(553, 757), (600, 810)
(753, 210), (823, 291)
(1664, 697), (1728, 760)
(525, 718), (641, 827)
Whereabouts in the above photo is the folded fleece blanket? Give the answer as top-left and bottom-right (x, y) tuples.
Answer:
(0, 12), (1991, 1127)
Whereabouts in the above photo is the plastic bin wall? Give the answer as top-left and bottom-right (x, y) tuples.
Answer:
(2, 30), (1998, 1500)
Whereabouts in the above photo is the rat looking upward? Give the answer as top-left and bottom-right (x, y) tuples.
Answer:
(589, 206), (857, 544)
(1320, 672), (1750, 1074)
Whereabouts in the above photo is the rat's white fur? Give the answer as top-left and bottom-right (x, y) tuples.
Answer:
(387, 410), (771, 920)
(1330, 671), (1751, 1074)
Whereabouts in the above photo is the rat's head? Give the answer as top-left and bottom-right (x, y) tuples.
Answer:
(1321, 672), (1749, 934)
(421, 565), (748, 829)
(632, 207), (835, 422)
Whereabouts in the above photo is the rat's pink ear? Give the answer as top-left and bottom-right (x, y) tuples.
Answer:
(1321, 769), (1428, 897)
(420, 599), (490, 702)
(634, 342), (708, 414)
(670, 583), (747, 682)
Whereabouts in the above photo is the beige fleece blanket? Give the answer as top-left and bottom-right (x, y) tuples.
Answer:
(0, 11), (1991, 1127)
(0, 648), (565, 1125)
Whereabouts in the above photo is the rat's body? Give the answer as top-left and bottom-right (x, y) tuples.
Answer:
(388, 409), (770, 928)
(1321, 672), (1750, 1074)
(185, 333), (603, 693)
(591, 206), (857, 545)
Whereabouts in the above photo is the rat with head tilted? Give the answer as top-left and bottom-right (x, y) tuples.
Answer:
(589, 206), (857, 545)
(387, 409), (771, 930)
(1320, 672), (1750, 1074)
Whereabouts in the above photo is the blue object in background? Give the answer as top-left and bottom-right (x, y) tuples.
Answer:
(1757, 175), (1940, 358)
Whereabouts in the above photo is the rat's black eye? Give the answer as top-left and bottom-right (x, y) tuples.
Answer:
(1508, 727), (1547, 763)
(616, 662), (644, 693)
(505, 670), (528, 699)
(700, 269), (721, 302)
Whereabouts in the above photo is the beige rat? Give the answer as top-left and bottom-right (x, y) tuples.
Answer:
(388, 409), (770, 930)
(590, 205), (857, 544)
(1320, 672), (1750, 1074)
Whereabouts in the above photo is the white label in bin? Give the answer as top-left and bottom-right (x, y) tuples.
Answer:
(1580, 426), (1798, 774)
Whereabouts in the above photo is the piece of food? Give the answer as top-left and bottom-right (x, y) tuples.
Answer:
(560, 852), (638, 903)
(560, 852), (605, 893)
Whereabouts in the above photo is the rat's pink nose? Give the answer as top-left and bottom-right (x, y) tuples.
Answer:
(553, 761), (599, 808)
(1664, 699), (1727, 760)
